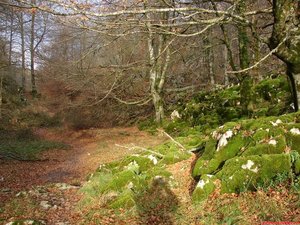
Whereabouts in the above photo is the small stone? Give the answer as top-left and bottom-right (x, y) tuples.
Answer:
(268, 139), (277, 146)
(290, 128), (300, 135)
(1, 188), (11, 193)
(40, 201), (51, 210)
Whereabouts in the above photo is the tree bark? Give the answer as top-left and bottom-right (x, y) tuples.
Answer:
(224, 44), (229, 86)
(236, 0), (252, 114)
(144, 0), (172, 124)
(204, 31), (215, 87)
(270, 0), (300, 111)
(20, 12), (26, 100)
(30, 0), (37, 97)
(0, 71), (3, 119)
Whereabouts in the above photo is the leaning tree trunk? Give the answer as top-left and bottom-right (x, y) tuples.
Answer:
(270, 0), (300, 111)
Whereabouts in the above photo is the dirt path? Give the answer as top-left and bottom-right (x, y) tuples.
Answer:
(0, 127), (167, 202)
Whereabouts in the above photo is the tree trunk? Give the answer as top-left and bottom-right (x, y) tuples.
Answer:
(0, 71), (3, 119)
(20, 12), (26, 101)
(8, 12), (13, 66)
(224, 44), (229, 86)
(30, 0), (37, 97)
(204, 31), (215, 87)
(270, 0), (300, 111)
(144, 1), (171, 124)
(287, 65), (300, 111)
(236, 0), (252, 114)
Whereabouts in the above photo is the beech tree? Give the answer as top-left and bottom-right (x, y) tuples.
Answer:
(5, 0), (298, 122)
(270, 0), (300, 111)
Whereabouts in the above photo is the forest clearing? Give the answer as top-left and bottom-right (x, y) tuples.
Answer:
(0, 0), (300, 224)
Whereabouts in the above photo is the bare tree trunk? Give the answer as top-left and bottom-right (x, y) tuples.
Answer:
(224, 44), (229, 86)
(0, 71), (3, 119)
(144, 1), (172, 124)
(30, 0), (37, 97)
(236, 0), (252, 114)
(204, 31), (215, 87)
(252, 17), (262, 82)
(20, 12), (26, 100)
(8, 11), (13, 66)
(270, 0), (300, 111)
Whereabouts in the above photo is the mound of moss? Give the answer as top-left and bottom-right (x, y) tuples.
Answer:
(175, 76), (292, 132)
(80, 139), (191, 209)
(192, 112), (300, 201)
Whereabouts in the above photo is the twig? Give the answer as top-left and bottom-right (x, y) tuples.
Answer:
(157, 129), (186, 151)
(115, 143), (164, 157)
(227, 36), (288, 74)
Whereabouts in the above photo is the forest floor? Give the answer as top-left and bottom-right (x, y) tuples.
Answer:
(0, 126), (173, 224)
(0, 126), (299, 224)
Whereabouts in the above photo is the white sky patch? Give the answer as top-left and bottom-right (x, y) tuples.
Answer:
(241, 160), (259, 173)
(229, 176), (233, 180)
(268, 139), (277, 146)
(266, 128), (270, 132)
(148, 155), (158, 165)
(196, 179), (209, 189)
(216, 130), (233, 151)
(290, 128), (300, 135)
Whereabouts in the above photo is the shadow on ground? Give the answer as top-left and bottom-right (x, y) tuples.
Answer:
(135, 177), (179, 225)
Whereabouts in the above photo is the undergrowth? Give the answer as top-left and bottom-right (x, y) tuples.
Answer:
(0, 129), (68, 161)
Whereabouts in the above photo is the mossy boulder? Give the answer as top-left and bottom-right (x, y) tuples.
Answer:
(192, 112), (300, 201)
(216, 154), (291, 193)
(192, 174), (219, 202)
(177, 76), (291, 130)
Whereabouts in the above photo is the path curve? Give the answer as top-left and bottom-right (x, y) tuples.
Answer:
(0, 127), (167, 202)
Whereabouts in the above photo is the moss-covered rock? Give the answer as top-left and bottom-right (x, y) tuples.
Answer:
(216, 154), (291, 193)
(192, 112), (300, 202)
(192, 174), (218, 202)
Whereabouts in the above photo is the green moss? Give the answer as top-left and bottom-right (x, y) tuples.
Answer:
(102, 170), (137, 192)
(160, 151), (190, 165)
(214, 134), (246, 160)
(192, 159), (209, 178)
(242, 135), (286, 156)
(176, 134), (205, 149)
(286, 133), (300, 154)
(252, 129), (269, 142)
(290, 151), (300, 175)
(216, 154), (291, 193)
(109, 190), (135, 209)
(294, 159), (300, 175)
(196, 158), (223, 176)
(192, 175), (218, 202)
(201, 138), (217, 160)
